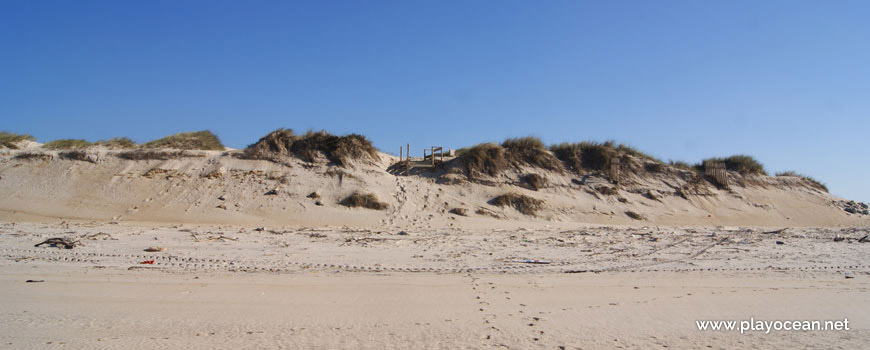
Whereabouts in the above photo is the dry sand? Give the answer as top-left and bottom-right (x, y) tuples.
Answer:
(1, 221), (869, 349)
(1, 149), (869, 348)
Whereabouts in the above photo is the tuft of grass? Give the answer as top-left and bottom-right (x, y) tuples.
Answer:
(549, 142), (582, 173)
(553, 140), (662, 173)
(245, 128), (297, 159)
(625, 210), (647, 220)
(42, 139), (93, 150)
(246, 129), (379, 167)
(501, 137), (562, 171)
(701, 155), (767, 175)
(776, 170), (828, 192)
(117, 150), (203, 160)
(458, 137), (561, 178)
(644, 162), (665, 173)
(340, 192), (389, 210)
(521, 173), (547, 191)
(142, 131), (224, 150)
(459, 143), (509, 177)
(579, 141), (616, 171)
(95, 137), (137, 149)
(490, 193), (544, 216)
(0, 132), (35, 149)
(668, 160), (695, 171)
(13, 152), (53, 161)
(596, 186), (619, 196)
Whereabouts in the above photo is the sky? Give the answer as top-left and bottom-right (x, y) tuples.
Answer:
(1, 1), (868, 201)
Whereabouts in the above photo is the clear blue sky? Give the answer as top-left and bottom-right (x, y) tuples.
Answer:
(1, 1), (868, 201)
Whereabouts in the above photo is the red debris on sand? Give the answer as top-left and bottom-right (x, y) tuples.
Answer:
(140, 260), (155, 264)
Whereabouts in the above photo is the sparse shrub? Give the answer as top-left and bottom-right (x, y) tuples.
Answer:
(521, 173), (547, 190)
(776, 171), (828, 192)
(43, 139), (92, 150)
(340, 192), (389, 210)
(490, 193), (544, 216)
(95, 137), (137, 149)
(142, 130), (224, 150)
(58, 150), (97, 163)
(701, 155), (766, 175)
(117, 150), (203, 160)
(0, 132), (35, 149)
(13, 152), (53, 161)
(246, 129), (379, 166)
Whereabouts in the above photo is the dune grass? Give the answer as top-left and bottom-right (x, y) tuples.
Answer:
(460, 143), (509, 177)
(521, 173), (547, 190)
(42, 139), (93, 150)
(501, 137), (563, 171)
(668, 160), (695, 171)
(776, 170), (828, 192)
(246, 129), (380, 166)
(0, 132), (36, 149)
(94, 137), (138, 149)
(700, 155), (767, 175)
(142, 131), (224, 150)
(340, 192), (389, 210)
(459, 137), (561, 178)
(490, 193), (544, 216)
(549, 142), (582, 173)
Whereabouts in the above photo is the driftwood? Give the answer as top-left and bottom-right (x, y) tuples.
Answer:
(191, 233), (238, 242)
(34, 237), (79, 249)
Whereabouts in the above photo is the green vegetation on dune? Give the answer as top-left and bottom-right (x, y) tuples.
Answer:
(142, 131), (224, 150)
(95, 137), (138, 149)
(776, 170), (828, 192)
(700, 155), (767, 175)
(42, 139), (93, 150)
(245, 128), (380, 166)
(0, 131), (35, 149)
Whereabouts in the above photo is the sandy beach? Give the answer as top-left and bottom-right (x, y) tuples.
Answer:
(2, 220), (868, 349)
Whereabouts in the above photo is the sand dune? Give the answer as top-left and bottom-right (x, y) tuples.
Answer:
(1, 145), (868, 349)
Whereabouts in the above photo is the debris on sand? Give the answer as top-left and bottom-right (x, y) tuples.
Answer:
(191, 233), (239, 242)
(140, 260), (155, 264)
(25, 279), (45, 283)
(144, 247), (167, 252)
(81, 232), (113, 240)
(510, 259), (552, 264)
(625, 211), (647, 221)
(449, 208), (468, 216)
(35, 237), (79, 249)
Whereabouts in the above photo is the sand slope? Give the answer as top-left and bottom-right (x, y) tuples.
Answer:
(0, 148), (865, 228)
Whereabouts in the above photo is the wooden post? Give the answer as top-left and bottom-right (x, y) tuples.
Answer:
(431, 147), (435, 166)
(610, 157), (620, 184)
(399, 146), (403, 162)
(406, 144), (410, 175)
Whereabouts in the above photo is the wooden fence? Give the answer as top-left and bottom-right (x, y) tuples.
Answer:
(609, 157), (620, 184)
(705, 161), (728, 188)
